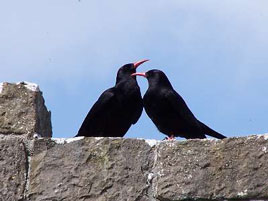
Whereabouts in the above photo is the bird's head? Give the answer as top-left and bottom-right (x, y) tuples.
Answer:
(132, 69), (173, 88)
(116, 59), (149, 83)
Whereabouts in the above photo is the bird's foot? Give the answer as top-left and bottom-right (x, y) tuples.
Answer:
(167, 135), (175, 140)
(163, 135), (175, 141)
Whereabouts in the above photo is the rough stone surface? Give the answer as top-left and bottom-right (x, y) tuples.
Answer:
(0, 137), (27, 201)
(0, 82), (52, 137)
(27, 138), (154, 201)
(153, 135), (268, 201)
(1, 135), (268, 201)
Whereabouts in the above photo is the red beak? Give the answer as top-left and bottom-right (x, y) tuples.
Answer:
(131, 72), (147, 77)
(133, 59), (149, 69)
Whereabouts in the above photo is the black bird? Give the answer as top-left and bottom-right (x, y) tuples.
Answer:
(76, 60), (148, 137)
(132, 69), (226, 140)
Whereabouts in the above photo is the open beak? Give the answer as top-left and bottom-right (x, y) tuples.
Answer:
(133, 59), (149, 69)
(131, 72), (147, 77)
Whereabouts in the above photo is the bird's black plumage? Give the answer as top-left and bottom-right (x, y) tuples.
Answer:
(76, 61), (147, 137)
(134, 69), (226, 139)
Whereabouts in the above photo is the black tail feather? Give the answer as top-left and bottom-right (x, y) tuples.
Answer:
(198, 120), (226, 139)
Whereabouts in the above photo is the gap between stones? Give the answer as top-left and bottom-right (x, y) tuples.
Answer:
(22, 139), (34, 200)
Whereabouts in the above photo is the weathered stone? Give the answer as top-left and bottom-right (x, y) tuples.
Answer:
(27, 137), (154, 201)
(153, 135), (268, 201)
(0, 82), (52, 137)
(0, 137), (27, 201)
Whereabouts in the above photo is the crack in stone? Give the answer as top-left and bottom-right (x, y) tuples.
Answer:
(22, 139), (34, 200)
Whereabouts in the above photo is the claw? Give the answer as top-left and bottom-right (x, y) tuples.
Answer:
(163, 135), (175, 141)
(167, 135), (175, 140)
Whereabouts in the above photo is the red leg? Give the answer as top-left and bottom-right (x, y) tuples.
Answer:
(167, 134), (175, 140)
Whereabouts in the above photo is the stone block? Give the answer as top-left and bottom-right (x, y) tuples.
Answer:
(0, 137), (27, 201)
(153, 135), (268, 200)
(0, 82), (52, 137)
(27, 138), (154, 201)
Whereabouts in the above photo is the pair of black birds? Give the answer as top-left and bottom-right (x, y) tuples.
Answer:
(76, 60), (226, 140)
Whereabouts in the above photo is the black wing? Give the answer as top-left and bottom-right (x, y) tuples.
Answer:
(166, 90), (199, 125)
(76, 88), (117, 137)
(167, 90), (225, 139)
(165, 89), (205, 138)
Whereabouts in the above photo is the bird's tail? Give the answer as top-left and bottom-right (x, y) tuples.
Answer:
(198, 120), (226, 139)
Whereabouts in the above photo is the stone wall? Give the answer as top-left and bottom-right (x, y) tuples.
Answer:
(0, 82), (52, 138)
(0, 82), (268, 201)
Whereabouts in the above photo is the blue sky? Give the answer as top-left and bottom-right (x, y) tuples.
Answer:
(1, 1), (268, 139)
